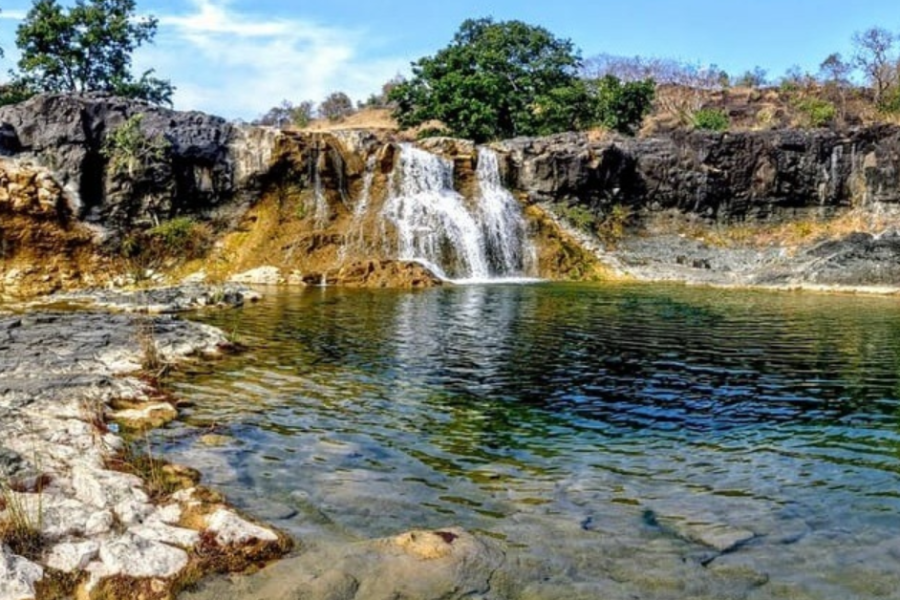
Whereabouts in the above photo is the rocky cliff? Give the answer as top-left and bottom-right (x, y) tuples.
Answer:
(2, 93), (900, 297)
(498, 126), (900, 219)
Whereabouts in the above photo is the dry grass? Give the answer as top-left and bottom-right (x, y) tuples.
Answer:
(0, 482), (45, 561)
(673, 208), (894, 249)
(299, 108), (398, 132)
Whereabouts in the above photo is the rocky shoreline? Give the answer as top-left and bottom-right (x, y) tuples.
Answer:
(0, 287), (291, 600)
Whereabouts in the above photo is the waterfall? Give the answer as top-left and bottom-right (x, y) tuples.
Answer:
(381, 144), (535, 282)
(312, 147), (329, 228)
(476, 148), (536, 276)
(338, 155), (377, 264)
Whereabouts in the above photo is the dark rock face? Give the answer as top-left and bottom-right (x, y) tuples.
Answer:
(500, 126), (900, 221)
(0, 93), (242, 231)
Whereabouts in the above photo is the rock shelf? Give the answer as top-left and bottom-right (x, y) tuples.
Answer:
(0, 308), (288, 600)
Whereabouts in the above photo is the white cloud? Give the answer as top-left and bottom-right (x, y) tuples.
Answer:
(142, 0), (410, 119)
(0, 10), (26, 21)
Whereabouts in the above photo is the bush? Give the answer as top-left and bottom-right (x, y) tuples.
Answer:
(319, 91), (355, 121)
(794, 98), (836, 127)
(102, 114), (170, 176)
(692, 108), (730, 131)
(878, 86), (900, 115)
(121, 217), (214, 279)
(147, 217), (213, 259)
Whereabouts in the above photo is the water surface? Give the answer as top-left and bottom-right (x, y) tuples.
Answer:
(163, 284), (900, 599)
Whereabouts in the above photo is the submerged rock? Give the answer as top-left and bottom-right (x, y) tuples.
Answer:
(183, 527), (505, 600)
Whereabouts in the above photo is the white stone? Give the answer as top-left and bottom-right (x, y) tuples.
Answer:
(0, 548), (42, 600)
(206, 508), (279, 545)
(228, 266), (283, 285)
(72, 465), (146, 510)
(113, 498), (154, 526)
(131, 521), (199, 548)
(45, 541), (100, 573)
(85, 510), (115, 536)
(155, 504), (183, 525)
(98, 532), (189, 579)
(41, 497), (104, 538)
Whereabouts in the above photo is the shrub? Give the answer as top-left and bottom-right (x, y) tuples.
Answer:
(102, 114), (170, 176)
(120, 217), (214, 279)
(554, 203), (596, 232)
(692, 108), (730, 131)
(877, 86), (900, 115)
(597, 204), (633, 246)
(147, 217), (213, 259)
(794, 98), (836, 127)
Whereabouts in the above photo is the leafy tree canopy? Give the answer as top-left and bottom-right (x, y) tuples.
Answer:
(390, 18), (596, 142)
(15, 0), (173, 105)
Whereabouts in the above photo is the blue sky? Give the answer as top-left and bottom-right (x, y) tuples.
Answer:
(0, 0), (897, 120)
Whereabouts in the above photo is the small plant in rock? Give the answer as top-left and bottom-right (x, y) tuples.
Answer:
(102, 113), (170, 177)
(136, 317), (169, 378)
(597, 204), (633, 247)
(0, 480), (45, 560)
(691, 108), (730, 131)
(555, 203), (597, 233)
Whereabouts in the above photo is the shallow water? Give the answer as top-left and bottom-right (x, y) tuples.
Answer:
(163, 284), (900, 599)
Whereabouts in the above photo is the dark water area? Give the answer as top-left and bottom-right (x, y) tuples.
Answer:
(163, 283), (900, 598)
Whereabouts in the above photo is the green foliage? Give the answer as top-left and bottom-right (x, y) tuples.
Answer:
(590, 75), (656, 135)
(0, 81), (36, 107)
(147, 217), (212, 257)
(554, 203), (596, 232)
(389, 18), (590, 142)
(15, 0), (173, 105)
(794, 97), (836, 127)
(692, 108), (730, 131)
(101, 113), (170, 176)
(877, 85), (900, 114)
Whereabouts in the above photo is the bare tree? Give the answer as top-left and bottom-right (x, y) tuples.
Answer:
(582, 54), (727, 126)
(819, 53), (852, 120)
(852, 27), (897, 102)
(319, 91), (355, 121)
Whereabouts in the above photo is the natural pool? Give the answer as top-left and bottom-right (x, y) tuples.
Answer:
(163, 283), (900, 599)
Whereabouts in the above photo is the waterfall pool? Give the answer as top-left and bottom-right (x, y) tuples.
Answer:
(163, 283), (900, 599)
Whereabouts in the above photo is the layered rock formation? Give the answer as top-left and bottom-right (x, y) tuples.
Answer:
(498, 126), (900, 218)
(2, 93), (900, 295)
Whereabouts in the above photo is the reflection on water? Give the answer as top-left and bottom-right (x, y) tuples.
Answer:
(164, 284), (900, 599)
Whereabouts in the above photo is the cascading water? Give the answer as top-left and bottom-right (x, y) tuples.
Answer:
(380, 143), (535, 282)
(338, 155), (377, 264)
(476, 147), (536, 276)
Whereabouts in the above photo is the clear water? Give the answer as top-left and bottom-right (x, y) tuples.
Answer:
(164, 284), (900, 599)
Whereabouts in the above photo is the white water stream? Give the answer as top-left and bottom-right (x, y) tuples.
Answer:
(380, 144), (536, 282)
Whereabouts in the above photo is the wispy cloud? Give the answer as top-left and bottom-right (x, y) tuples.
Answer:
(143, 0), (410, 119)
(0, 10), (26, 21)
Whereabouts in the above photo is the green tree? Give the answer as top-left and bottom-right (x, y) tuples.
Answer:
(590, 75), (655, 135)
(15, 0), (173, 105)
(389, 18), (592, 142)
